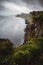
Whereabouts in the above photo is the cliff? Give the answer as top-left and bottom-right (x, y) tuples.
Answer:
(0, 38), (43, 65)
(24, 11), (43, 43)
(16, 11), (43, 44)
(0, 11), (43, 64)
(14, 37), (43, 65)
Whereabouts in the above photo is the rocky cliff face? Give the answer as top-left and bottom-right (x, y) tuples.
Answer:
(16, 11), (43, 44)
(24, 11), (43, 44)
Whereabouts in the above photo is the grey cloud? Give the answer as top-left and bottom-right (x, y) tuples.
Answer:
(23, 0), (43, 6)
(0, 0), (22, 5)
(0, 0), (26, 16)
(39, 0), (43, 6)
(0, 0), (43, 6)
(0, 5), (7, 11)
(0, 0), (43, 12)
(0, 0), (26, 7)
(23, 0), (37, 4)
(22, 0), (43, 10)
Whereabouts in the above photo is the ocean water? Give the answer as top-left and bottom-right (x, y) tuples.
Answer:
(0, 15), (26, 46)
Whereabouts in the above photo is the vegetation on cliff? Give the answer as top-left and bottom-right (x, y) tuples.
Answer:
(24, 11), (43, 43)
(0, 37), (43, 65)
(0, 11), (43, 65)
(14, 37), (43, 65)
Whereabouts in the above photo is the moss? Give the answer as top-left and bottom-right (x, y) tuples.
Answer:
(13, 37), (43, 65)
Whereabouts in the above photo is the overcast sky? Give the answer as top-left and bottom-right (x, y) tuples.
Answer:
(0, 0), (43, 16)
(0, 0), (43, 46)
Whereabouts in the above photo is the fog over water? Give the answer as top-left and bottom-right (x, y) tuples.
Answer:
(0, 16), (26, 46)
(0, 0), (43, 46)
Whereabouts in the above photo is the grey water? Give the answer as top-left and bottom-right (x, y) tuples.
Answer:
(0, 0), (43, 46)
(0, 15), (26, 46)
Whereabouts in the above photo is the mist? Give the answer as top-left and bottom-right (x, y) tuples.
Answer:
(0, 0), (43, 46)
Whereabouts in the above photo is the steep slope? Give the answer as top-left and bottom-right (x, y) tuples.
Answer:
(16, 11), (43, 44)
(14, 37), (43, 65)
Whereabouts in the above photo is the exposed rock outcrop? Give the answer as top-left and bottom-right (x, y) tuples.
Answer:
(24, 11), (43, 44)
(16, 11), (43, 44)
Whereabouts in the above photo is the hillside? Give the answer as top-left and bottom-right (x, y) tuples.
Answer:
(14, 37), (43, 65)
(0, 11), (43, 65)
(0, 37), (43, 65)
(16, 11), (43, 43)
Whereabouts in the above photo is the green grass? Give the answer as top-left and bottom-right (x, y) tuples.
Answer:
(13, 37), (43, 65)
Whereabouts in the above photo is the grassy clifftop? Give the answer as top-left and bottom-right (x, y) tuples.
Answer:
(0, 38), (43, 65)
(14, 37), (43, 65)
